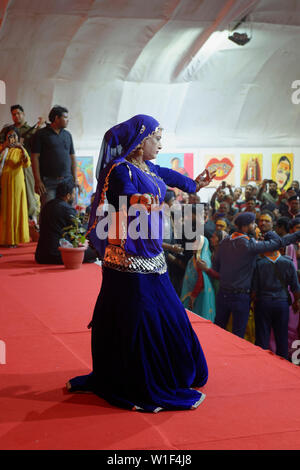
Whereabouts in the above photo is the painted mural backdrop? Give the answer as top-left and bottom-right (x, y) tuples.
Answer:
(240, 153), (263, 186)
(203, 154), (235, 187)
(271, 153), (294, 193)
(155, 153), (194, 199)
(76, 156), (94, 206)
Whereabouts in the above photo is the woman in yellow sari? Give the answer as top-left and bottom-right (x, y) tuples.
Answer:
(0, 127), (30, 246)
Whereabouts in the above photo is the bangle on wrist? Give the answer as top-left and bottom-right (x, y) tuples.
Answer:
(130, 194), (142, 205)
(195, 180), (201, 192)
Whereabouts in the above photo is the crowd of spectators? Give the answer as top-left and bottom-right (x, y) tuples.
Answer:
(163, 180), (300, 362)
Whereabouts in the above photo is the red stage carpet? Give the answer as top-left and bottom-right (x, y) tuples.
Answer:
(1, 243), (300, 450)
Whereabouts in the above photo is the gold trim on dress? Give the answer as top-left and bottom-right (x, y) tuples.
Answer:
(103, 244), (167, 275)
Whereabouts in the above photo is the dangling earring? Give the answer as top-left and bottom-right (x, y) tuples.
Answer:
(136, 146), (144, 159)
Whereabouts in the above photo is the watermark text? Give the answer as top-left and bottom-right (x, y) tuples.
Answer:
(0, 340), (6, 364)
(0, 80), (5, 104)
(291, 80), (300, 104)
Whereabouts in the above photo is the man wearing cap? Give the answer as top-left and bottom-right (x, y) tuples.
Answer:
(213, 212), (300, 338)
(252, 231), (300, 359)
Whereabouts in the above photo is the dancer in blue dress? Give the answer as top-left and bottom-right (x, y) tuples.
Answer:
(67, 115), (216, 412)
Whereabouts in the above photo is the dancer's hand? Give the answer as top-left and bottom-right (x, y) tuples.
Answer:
(195, 169), (217, 190)
(172, 244), (184, 254)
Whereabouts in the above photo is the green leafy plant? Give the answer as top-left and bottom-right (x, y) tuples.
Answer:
(62, 213), (87, 248)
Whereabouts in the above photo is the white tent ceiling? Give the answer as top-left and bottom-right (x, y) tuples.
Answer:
(0, 0), (300, 149)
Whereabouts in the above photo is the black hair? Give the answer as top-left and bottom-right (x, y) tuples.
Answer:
(48, 105), (68, 123)
(164, 189), (176, 203)
(4, 125), (20, 140)
(56, 180), (75, 198)
(219, 200), (230, 207)
(276, 217), (290, 233)
(10, 104), (24, 113)
(289, 217), (300, 229)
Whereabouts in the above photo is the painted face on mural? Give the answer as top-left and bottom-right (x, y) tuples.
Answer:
(275, 156), (291, 190)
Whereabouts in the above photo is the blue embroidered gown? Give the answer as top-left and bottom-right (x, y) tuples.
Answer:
(68, 161), (208, 412)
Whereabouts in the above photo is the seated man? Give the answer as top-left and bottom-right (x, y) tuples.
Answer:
(35, 181), (97, 264)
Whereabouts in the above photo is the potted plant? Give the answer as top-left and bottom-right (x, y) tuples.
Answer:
(58, 212), (88, 269)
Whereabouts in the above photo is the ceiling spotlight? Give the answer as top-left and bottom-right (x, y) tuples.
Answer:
(228, 31), (251, 46)
(228, 15), (252, 46)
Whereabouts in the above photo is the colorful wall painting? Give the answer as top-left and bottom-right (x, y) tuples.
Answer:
(240, 153), (263, 186)
(203, 155), (235, 187)
(76, 156), (94, 206)
(155, 153), (194, 199)
(271, 153), (294, 193)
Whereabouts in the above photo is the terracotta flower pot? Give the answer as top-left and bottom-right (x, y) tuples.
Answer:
(29, 224), (39, 242)
(59, 246), (87, 269)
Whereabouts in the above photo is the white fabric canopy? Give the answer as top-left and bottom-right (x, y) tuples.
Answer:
(0, 0), (300, 150)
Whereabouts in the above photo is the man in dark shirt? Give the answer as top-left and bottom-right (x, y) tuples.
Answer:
(286, 195), (300, 219)
(277, 187), (298, 217)
(257, 179), (279, 207)
(235, 184), (261, 211)
(257, 210), (274, 238)
(31, 105), (79, 208)
(35, 181), (96, 265)
(0, 104), (45, 223)
(252, 231), (300, 359)
(213, 212), (300, 338)
(204, 203), (217, 240)
(291, 180), (300, 195)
